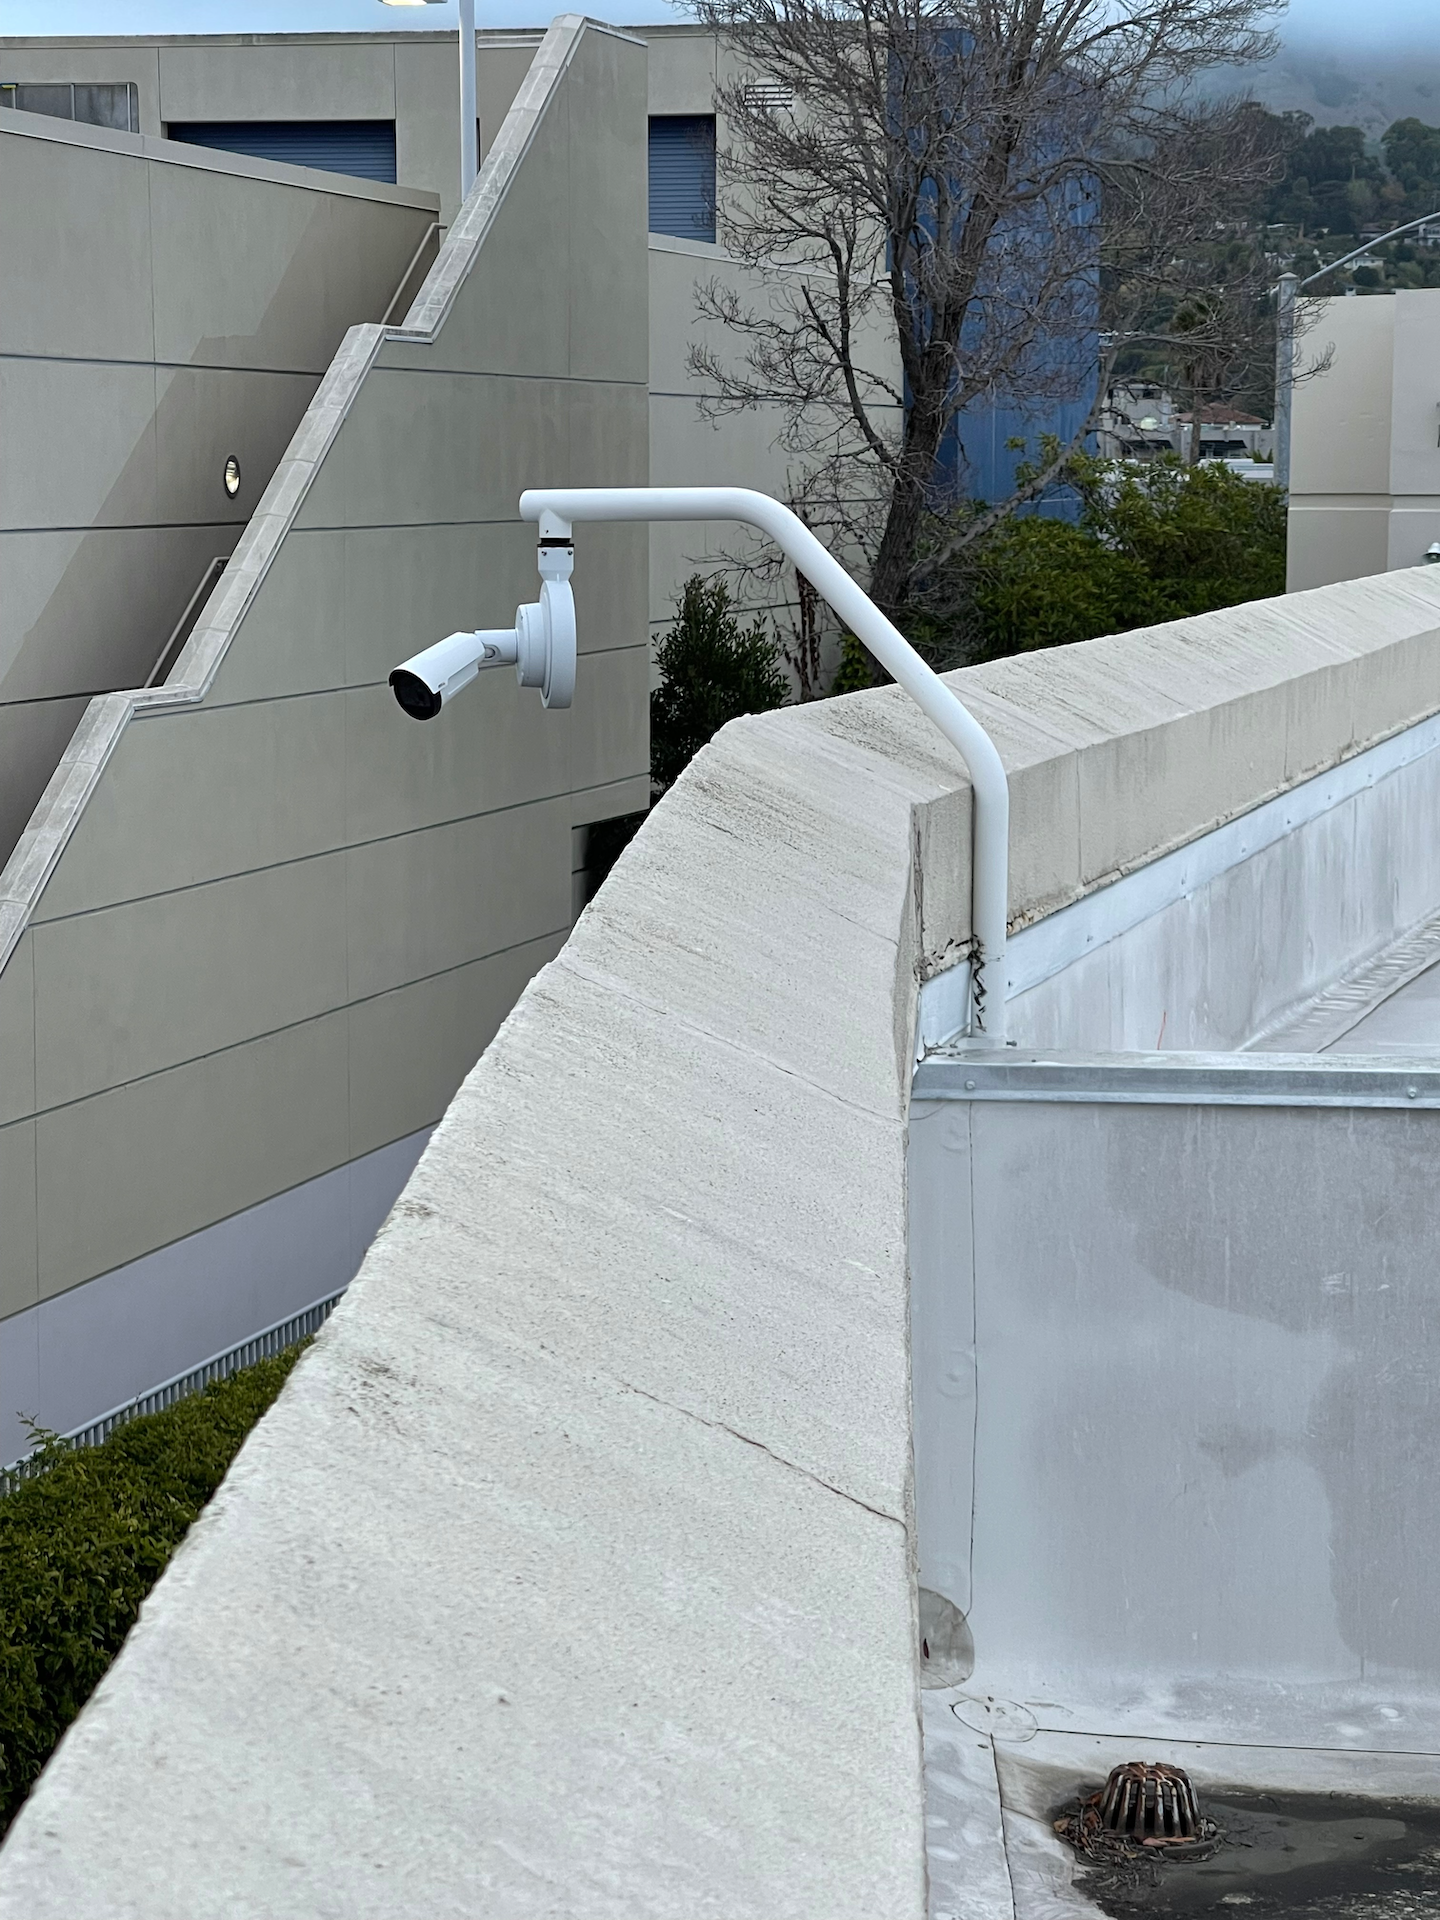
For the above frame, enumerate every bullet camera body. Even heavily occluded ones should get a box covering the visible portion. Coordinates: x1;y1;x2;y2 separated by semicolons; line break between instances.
389;543;576;719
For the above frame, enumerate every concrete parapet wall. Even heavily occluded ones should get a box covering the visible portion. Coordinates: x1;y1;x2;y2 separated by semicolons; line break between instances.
4;558;1440;1902
0;16;649;1460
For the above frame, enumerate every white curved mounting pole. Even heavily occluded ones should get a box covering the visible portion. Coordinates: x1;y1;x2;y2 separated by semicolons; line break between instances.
520;485;1010;1038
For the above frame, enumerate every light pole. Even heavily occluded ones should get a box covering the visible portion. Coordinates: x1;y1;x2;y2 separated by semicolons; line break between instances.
1274;210;1440;491
379;0;478;204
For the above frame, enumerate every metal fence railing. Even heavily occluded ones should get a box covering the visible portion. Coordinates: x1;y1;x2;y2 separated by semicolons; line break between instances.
1;1291;345;1493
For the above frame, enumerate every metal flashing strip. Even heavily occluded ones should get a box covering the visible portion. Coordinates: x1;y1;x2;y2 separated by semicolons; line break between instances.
1251;905;1440;1052
917;708;1440;1050
913;1048;1440;1108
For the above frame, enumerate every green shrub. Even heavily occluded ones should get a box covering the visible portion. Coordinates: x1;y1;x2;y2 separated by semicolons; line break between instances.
970;516;1164;657
1087;455;1287;619
967;455;1287;662
0;1345;305;1831
650;574;789;796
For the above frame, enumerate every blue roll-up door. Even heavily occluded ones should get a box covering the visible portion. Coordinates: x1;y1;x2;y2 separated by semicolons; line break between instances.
648;116;716;243
166;121;398;185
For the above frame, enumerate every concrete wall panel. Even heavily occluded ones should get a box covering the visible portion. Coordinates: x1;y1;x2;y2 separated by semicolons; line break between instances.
344;797;572;1004
157;41;396;124
346;930;565;1157
341;678;570;847
0;522;230;700
1287;502;1391;591
394;37;540;229
295;367;570;530
147;160;435;372
1291;294;1393;498
183;525;348;704
642;22;718;111
0;106;438;868
1388;291;1440;497
33;696;350;920
379;187;574;380
0;116;156;360
151;366;321;525
0;1120;38;1324
393;36;464;230
34;1011;352;1301
568;643;651;796
33;853;350;1111
570;522;651;655
1387;504;1440;570
1287;291;1440;592
0;700;92;877
0;358;161;533
565;33;650;387
0;933;34;1130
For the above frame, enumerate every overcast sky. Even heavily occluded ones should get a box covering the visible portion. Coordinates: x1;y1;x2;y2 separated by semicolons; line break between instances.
0;0;1433;47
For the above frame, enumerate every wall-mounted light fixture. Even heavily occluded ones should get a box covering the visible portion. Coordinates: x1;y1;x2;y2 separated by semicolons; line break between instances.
223;455;241;499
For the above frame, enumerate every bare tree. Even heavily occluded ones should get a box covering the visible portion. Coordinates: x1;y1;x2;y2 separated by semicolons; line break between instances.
689;0;1288;656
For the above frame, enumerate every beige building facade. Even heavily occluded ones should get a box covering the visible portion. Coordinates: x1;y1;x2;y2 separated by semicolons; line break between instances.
1;22;898;649
1288;289;1440;591
0;14;900;1456
0;105;439;864
0;16;650;1460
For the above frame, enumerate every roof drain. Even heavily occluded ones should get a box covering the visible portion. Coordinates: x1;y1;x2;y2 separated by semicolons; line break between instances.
1056;1762;1219;1858
1100;1763;1203;1844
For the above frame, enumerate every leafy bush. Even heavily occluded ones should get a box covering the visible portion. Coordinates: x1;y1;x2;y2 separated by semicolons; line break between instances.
0;1345;305;1831
968;456;1286;661
968;517;1162;657
650;574;789;796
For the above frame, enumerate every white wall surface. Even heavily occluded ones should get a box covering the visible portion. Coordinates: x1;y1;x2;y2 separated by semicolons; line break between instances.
1289;289;1440;588
911;1085;1440;1712
987;711;1440;1053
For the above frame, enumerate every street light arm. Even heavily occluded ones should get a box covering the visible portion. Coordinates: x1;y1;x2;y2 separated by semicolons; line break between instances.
1299;209;1440;288
519;485;1010;1037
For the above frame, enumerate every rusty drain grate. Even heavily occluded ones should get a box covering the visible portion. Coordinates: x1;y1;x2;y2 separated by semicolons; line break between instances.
1100;1763;1203;1843
1056;1762;1219;1859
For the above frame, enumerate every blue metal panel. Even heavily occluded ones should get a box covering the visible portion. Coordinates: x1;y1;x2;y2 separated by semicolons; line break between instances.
166;121;398;185
648;115;716;243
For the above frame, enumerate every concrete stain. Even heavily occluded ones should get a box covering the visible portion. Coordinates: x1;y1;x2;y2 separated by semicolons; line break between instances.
1059;1788;1440;1920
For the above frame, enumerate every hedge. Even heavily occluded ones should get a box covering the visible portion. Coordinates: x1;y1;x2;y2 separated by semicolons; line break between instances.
0;1343;305;1832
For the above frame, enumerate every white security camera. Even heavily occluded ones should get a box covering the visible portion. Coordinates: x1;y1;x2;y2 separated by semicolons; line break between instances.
389;629;516;720
390;540;576;719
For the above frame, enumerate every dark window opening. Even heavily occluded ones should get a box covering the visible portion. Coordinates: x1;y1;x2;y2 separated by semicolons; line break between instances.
572;812;647;917
648;115;716;243
1;81;139;133
164;120;398;186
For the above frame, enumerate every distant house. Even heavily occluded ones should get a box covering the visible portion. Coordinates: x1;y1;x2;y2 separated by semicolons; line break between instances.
1098;382;1274;463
